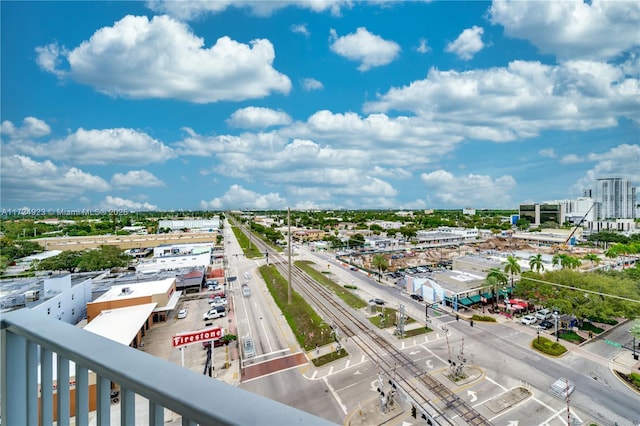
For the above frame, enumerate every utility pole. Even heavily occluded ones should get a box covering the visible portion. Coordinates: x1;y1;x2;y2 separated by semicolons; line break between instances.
248;213;252;251
288;207;292;305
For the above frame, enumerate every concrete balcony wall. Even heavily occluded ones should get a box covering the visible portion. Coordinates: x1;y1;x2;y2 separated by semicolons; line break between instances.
1;308;333;425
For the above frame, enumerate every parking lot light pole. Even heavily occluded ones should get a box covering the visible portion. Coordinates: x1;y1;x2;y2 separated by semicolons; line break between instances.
537;329;540;344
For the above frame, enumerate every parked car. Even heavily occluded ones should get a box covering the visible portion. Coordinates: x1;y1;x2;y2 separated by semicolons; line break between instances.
203;309;226;320
521;315;537;325
209;296;228;307
410;294;424;302
535;309;552;321
177;309;188;319
207;284;221;291
537;320;554;330
369;298;385;305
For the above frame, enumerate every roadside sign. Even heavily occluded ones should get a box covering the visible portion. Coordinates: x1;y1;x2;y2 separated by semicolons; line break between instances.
604;339;622;348
172;327;223;348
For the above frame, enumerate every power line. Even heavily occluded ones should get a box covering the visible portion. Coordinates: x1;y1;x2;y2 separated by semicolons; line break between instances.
520;276;640;304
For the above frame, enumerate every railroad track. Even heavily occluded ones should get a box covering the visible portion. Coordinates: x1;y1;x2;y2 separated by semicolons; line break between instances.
238;224;491;425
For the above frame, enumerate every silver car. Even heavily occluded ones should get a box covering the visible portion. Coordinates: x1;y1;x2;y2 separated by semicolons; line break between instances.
242;284;251;297
243;337;255;358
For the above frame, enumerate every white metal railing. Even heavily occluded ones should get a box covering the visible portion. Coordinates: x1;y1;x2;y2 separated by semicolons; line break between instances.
1;308;333;425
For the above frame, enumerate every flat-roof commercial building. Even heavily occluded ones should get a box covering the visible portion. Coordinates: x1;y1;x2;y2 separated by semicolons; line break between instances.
86;278;179;324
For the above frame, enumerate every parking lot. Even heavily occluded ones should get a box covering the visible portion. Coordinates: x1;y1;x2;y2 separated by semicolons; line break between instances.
140;291;238;381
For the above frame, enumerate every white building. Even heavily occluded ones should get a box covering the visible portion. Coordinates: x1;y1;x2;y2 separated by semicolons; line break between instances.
136;252;212;273
546;197;596;224
15;250;62;268
158;217;221;232
437;227;479;241
153;243;213;258
368;220;403;230
28;274;93;324
595;178;637;219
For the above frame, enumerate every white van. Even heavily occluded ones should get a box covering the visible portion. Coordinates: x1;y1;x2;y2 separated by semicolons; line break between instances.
535;308;552;320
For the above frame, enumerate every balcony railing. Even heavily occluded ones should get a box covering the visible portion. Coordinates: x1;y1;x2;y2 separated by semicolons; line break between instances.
1;308;333;425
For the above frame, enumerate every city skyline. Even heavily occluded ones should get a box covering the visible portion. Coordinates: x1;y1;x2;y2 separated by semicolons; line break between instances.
1;1;639;212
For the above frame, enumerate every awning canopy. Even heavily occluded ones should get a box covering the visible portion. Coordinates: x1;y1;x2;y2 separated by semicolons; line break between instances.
458;297;474;306
468;294;482;303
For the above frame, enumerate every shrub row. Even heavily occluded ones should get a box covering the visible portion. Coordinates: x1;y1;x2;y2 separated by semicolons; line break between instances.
532;336;567;356
471;315;496;322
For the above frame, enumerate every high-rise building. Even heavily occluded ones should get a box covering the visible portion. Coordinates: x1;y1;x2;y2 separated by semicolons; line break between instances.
595;178;636;219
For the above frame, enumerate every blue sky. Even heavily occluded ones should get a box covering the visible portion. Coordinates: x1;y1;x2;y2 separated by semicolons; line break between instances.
1;0;639;212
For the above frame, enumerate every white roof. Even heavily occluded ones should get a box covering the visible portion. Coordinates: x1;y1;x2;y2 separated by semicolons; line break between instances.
84;303;157;346
93;278;175;302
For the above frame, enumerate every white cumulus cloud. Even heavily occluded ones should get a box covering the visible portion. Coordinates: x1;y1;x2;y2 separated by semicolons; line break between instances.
3;120;175;166
1;117;51;139
146;0;351;20
490;0;640;61
227;107;292;129
416;38;431;54
35;15;291;103
330;27;401;71
200;184;286;210
420;169;516;208
301;78;324;91
111;170;165;187
1;155;110;202
445;26;485;60
100;196;158;211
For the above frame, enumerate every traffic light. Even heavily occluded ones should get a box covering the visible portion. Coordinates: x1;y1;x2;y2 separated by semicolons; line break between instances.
411;406;417;418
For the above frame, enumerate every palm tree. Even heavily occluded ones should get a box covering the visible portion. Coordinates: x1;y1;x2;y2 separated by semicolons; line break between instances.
371;254;388;282
503;255;521;291
566;255;582;270
583;253;600;269
553;253;581;270
528;253;544;273
486;267;508;309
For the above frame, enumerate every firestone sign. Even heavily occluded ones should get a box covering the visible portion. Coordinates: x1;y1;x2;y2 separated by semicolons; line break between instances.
172;327;223;348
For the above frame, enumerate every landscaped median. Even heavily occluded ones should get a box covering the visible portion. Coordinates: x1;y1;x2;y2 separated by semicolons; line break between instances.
531;336;568;356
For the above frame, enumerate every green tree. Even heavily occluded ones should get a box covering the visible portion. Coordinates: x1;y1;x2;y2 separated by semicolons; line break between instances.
583;253;600;268
516;218;530;230
503;255;521;288
398;226;417;241
486;267;508;308
553;253;581;270
76;246;132;272
371;254;388;282
35;251;82;272
0;238;43;262
528;253;545;273
348;233;365;248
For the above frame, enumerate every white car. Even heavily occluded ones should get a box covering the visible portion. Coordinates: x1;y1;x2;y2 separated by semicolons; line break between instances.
535;309;552;320
242;284;251;298
203;309;226;320
521;315;537;325
177;309;188;319
209;297;228;307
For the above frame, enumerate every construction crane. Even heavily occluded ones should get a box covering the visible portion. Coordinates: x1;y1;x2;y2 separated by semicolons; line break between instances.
553;202;596;252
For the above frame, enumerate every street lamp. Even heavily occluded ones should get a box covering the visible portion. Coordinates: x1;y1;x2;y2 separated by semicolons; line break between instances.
537;328;540;344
